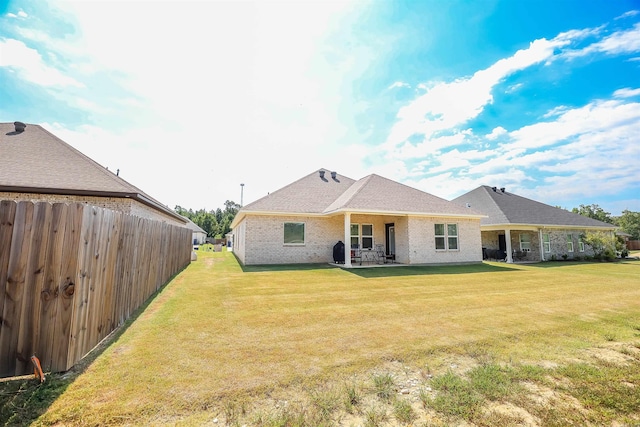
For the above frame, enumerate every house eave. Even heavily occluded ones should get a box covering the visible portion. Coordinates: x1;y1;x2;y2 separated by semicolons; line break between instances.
481;223;617;231
325;207;485;219
0;185;186;224
230;208;485;229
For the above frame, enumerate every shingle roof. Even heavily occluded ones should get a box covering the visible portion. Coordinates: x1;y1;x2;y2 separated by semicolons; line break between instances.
324;174;480;216
233;169;484;227
0;122;184;223
452;186;615;229
184;218;206;233
241;169;357;214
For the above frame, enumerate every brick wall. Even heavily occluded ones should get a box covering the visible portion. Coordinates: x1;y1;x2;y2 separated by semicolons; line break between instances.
0;192;183;226
407;217;482;264
481;228;602;261
237;214;482;266
243;215;343;265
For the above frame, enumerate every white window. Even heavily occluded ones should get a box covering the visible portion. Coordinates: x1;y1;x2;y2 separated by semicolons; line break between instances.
543;233;550;252
283;222;305;245
579;239;585;252
435;223;458;251
567;234;574;252
361;224;373;249
350;223;359;248
519;233;531;252
350;223;374;249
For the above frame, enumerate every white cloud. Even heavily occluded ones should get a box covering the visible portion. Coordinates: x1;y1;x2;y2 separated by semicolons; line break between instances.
614;87;640;98
564;22;640;58
486;126;507;140
388;81;410;89
505;99;640;151
615;10;639;20
0;38;84;87
26;1;378;209
5;9;27;18
384;37;568;149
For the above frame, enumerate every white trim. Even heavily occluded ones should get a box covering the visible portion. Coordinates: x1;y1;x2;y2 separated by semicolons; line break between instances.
481;223;615;231
283;221;305;245
435;222;459;251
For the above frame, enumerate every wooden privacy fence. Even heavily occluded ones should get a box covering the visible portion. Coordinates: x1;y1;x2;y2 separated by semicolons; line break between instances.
627;240;640;250
0;200;192;377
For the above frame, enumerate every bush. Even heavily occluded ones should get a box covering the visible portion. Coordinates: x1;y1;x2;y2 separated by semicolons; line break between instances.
581;231;618;261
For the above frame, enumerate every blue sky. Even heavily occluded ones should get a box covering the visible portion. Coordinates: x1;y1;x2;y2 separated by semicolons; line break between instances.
1;0;639;215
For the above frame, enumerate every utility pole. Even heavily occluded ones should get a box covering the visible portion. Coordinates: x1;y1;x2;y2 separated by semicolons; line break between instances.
240;183;244;207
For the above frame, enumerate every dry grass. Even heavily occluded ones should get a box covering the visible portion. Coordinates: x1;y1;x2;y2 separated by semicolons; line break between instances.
5;251;638;426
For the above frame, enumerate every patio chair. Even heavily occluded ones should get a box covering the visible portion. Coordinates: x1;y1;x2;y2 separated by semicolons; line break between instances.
351;245;362;265
375;244;387;264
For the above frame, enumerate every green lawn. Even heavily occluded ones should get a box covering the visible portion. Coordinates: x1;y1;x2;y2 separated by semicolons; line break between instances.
2;251;639;426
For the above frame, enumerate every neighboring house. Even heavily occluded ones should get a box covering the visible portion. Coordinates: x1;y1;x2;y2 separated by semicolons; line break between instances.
0;122;185;226
452;186;617;263
185;218;207;245
230;169;484;266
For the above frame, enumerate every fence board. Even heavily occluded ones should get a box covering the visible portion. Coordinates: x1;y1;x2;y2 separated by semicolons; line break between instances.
0;201;191;377
0;202;33;376
627;240;640;250
52;203;83;372
15;202;52;374
37;203;66;371
0;201;17;356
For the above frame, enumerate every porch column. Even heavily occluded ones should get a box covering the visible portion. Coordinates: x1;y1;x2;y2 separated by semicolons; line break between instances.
344;212;352;268
505;228;513;263
539;229;545;261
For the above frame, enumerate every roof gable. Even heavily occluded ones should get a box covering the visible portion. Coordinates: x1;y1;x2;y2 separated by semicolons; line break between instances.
325;174;480;216
236;170;483;223
241;169;357;214
453;186;615;228
1;123;140;194
0;122;183;222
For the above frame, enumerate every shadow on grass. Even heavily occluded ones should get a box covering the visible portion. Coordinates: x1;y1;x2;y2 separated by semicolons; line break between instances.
343;262;520;278
0;266;188;426
524;259;639;268
241;263;340;273
239;261;522;276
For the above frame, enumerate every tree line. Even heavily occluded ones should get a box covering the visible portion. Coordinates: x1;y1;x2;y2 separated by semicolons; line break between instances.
571;204;640;240
175;200;241;238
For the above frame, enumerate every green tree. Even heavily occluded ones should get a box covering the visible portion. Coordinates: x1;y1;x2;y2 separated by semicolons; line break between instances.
174;201;241;238
615;210;640;240
572;204;614;224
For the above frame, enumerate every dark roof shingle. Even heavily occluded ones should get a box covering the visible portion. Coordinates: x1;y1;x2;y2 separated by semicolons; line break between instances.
0;122;183;222
452;186;615;229
236;169;484;223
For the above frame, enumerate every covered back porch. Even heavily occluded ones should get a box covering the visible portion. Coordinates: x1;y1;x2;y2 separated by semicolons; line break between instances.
481;226;543;263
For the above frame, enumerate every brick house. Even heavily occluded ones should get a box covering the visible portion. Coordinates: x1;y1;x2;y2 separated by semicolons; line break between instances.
0;122;185;226
452;186;617;263
230;169;484;267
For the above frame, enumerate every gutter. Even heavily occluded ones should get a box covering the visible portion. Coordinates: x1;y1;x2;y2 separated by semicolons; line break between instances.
0;185;186;224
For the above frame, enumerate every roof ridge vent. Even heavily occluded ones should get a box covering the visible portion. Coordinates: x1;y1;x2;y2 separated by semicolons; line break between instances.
14;121;26;133
500;187;505;193
492;186;497;192
319;170;325;179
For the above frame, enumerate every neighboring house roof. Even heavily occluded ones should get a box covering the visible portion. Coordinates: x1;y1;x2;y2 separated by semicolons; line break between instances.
232;169;484;228
452;186;616;229
0;122;185;223
184;217;206;234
